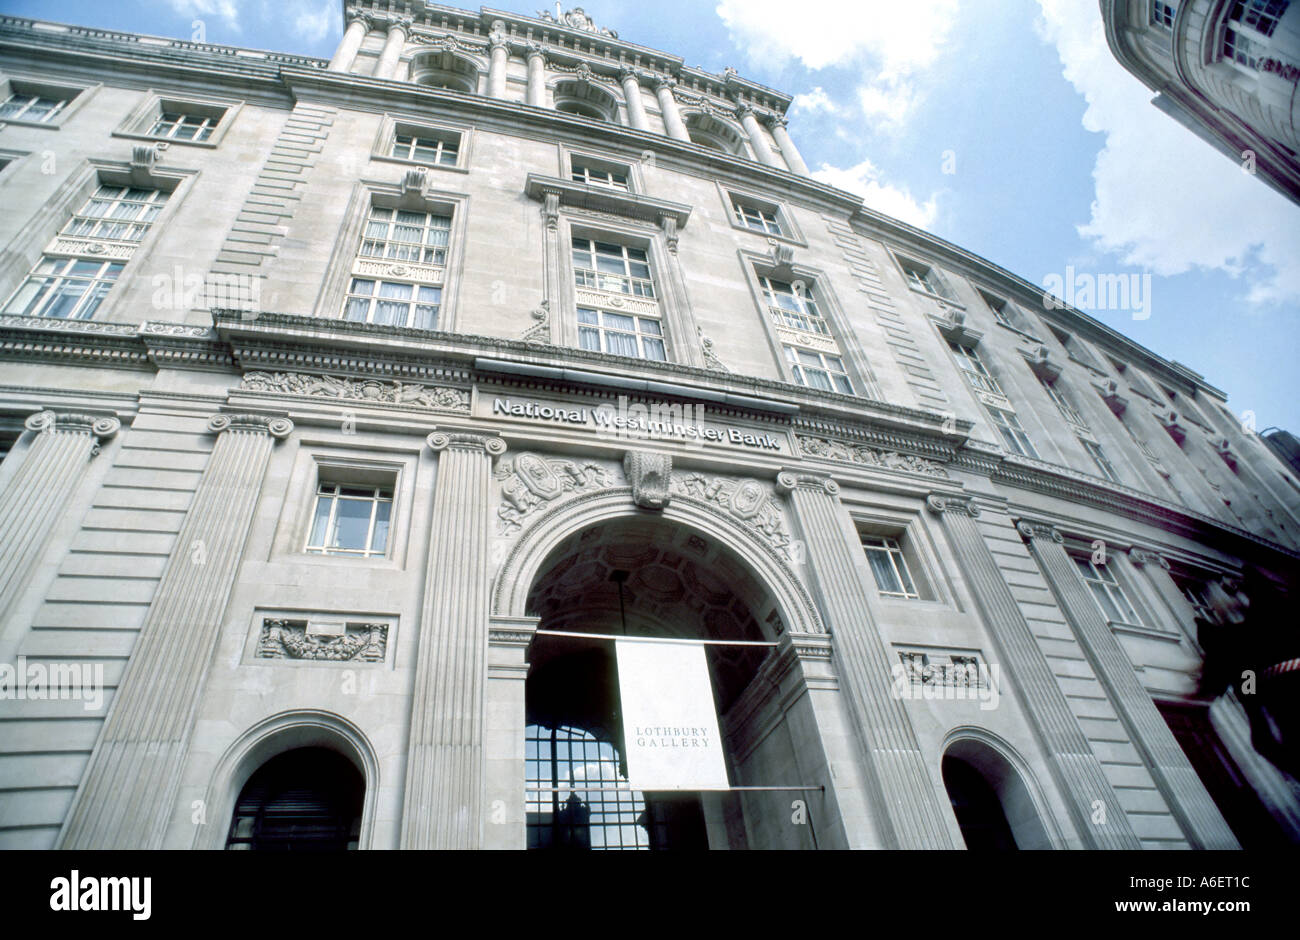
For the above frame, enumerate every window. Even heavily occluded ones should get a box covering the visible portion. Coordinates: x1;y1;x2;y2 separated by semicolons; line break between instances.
1074;556;1143;625
785;346;853;394
1223;25;1267;68
305;482;392;557
979;290;1018;329
1171;573;1219;624
344;280;440;330
571;238;655;298
148;111;218;142
359;206;450;266
1151;1;1178;29
577;307;665;360
987;405;1039;458
862;535;920;599
899;257;954;300
1040;377;1090;430
1080;437;1121;483
571;160;629;191
1;184;168;321
761;276;828;336
0;92;68;124
1048;325;1104;372
733;198;782;236
949;341;1003;395
392;132;459;167
1229;0;1289;37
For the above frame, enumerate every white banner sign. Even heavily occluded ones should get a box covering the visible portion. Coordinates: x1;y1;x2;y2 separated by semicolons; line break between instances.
615;639;730;791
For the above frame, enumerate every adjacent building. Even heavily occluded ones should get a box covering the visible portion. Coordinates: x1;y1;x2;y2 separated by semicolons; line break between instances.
0;2;1297;851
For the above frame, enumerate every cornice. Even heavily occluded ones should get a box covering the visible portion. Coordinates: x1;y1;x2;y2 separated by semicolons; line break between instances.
524;173;692;227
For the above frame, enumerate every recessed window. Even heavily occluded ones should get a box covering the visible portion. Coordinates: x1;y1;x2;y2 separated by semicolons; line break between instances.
1080;437;1121;483
392;132;460;167
577;307;665;361
360;207;450;265
785;346;853;394
1228;0;1289;37
733;198;783;236
761;276;828;336
306;481;393;557
987;405;1039;458
572;238;655;298
2;258;123;321
1171;572;1219;624
899;257;954;300
948;341;1003;395
1039;376;1090;430
63;186;169;243
978;290;1023;330
571;160;629;190
0;91;69;124
1151;1;1178;29
1074;556;1144;626
344;279;440;330
862;535;920;599
148;111;218;142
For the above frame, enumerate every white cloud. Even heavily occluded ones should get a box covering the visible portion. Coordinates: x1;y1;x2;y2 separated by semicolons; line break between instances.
791;86;839;116
291;1;334;44
813;160;939;230
1035;0;1300;305
165;0;241;32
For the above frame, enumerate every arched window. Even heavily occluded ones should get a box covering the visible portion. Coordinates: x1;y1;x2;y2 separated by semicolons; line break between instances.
684;114;745;155
552;80;620;123
941;738;1053;850
409;50;479;93
225;747;364;851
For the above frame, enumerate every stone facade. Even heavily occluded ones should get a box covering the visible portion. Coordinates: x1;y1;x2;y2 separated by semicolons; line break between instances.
1101;0;1300;204
0;2;1297;850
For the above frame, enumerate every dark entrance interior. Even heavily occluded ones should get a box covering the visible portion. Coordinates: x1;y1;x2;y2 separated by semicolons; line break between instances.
225;747;363;851
942;753;1020;850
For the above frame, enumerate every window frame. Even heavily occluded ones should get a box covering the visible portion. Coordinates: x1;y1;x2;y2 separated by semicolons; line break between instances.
112;91;240;149
861;534;921;600
1080;437;1121;483
718;183;806;244
0;76;91;130
1073;554;1145;628
985;403;1040;458
370;115;472;174
305;480;395;558
1150;0;1178;30
576;305;667;361
895;253;958;302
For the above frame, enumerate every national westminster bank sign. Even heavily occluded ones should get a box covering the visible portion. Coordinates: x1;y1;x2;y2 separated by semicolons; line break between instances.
482;394;788;453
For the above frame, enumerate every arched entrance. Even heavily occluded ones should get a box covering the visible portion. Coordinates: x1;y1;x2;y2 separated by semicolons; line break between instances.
510;502;831;850
225;747;364;851
941;736;1053;850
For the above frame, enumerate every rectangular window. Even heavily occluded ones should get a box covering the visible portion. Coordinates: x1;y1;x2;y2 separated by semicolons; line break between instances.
1171;573;1219;624
0;92;68;124
1040;377;1090;429
1151;1;1178;29
733;199;783;236
1223;25;1267;67
987;405;1039;458
148;111;218;142
571;161;629;190
862;535;920;599
572;238;655;298
785;346;853;394
948;341;1003;395
1075;556;1144;625
2;257;123;320
979;290;1018;329
62;186;169;244
392;132;460;166
577;307;665;361
1229;0;1289;37
899;257;954;300
360;207;451;266
305;482;393;557
1080;437;1121;483
344;279;441;330
761;275;829;336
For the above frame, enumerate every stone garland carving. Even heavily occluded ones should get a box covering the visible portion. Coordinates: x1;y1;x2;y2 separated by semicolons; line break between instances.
496;452;614;533
897;650;988;689
408;32;487;55
0;314;139;335
672;472;792;559
522;301;550;344
257;619;388;662
800;435;950;479
240;371;470;413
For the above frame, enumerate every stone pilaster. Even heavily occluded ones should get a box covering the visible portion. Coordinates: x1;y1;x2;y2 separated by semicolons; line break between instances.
620;68;649;131
767;116;810;176
526;44;547;107
328;11;369;72
1019;519;1239;848
487;24;510;100
58;413;293;848
737;105;782;169
374;17;410;79
400;430;507;849
926;496;1141;848
0;411;119;626
776;471;954;848
655;78;690;141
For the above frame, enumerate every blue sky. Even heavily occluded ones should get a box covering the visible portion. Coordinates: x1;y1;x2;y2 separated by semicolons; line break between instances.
7;0;1298;431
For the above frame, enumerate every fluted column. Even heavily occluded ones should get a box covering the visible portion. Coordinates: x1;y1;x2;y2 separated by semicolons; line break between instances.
0;411;119;627
926;496;1141;848
656;77;689;141
400;431;507;849
1020;520;1239;848
374;17;410;80
328;11;369;72
768;116;810;176
525;44;547;107
738;105;782;169
620;68;649;130
776;471;954;848
58;414;293;848
487;28;510;100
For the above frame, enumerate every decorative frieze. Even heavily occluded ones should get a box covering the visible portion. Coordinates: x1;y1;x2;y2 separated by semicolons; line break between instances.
895;647;991;691
800;435;950;478
257;619;388;662
677;473;792;559
495;451;613;533
240;371;470;413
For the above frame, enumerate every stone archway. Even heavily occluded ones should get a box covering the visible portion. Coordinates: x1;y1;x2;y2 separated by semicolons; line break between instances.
940;728;1059;850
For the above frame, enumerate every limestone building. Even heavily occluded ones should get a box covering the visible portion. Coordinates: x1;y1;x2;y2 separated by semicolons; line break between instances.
0;2;1297;851
1102;0;1300;204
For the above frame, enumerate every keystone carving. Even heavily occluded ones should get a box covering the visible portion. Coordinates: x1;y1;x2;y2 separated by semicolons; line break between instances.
624;450;672;510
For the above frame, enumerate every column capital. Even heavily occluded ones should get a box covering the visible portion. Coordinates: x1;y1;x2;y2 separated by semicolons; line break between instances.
344;8;374;29
207;413;293;440
775;469;838;496
1128;546;1172;570
427;430;507;457
26;410;120;441
1016;519;1064;544
764;113;790;129
734;102;758;119
654;75;678;92
925;493;980;518
526;41;548;60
